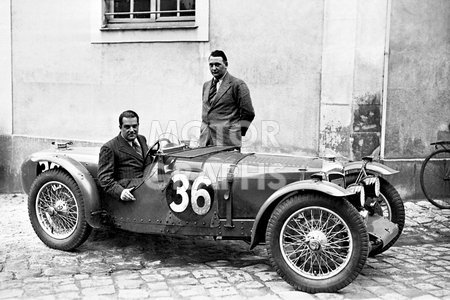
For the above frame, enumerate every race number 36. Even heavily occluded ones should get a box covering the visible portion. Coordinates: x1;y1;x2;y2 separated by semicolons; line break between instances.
169;173;212;215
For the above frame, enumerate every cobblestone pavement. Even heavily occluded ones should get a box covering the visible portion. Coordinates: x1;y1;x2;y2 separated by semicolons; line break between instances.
0;194;449;300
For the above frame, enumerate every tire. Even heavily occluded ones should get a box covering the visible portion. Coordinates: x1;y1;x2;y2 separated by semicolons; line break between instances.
28;169;92;251
420;149;450;209
266;194;369;293
346;175;405;256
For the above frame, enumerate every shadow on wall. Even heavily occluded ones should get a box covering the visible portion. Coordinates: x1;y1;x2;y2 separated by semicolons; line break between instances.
352;93;381;160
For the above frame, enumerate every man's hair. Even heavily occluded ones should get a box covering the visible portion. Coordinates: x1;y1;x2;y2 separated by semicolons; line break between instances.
209;50;228;65
119;110;139;127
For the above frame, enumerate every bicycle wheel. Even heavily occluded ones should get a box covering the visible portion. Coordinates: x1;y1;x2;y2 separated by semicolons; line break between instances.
420;149;450;209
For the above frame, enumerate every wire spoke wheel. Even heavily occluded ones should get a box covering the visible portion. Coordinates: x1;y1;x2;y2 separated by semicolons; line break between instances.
281;207;352;279
420;149;450;209
266;194;368;293
28;169;92;250
36;181;79;239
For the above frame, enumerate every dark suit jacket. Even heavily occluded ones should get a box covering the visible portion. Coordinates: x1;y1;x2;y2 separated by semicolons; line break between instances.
199;72;255;147
98;134;149;200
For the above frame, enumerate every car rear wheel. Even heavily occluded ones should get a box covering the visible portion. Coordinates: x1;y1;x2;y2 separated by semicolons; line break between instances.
28;169;92;250
266;193;369;293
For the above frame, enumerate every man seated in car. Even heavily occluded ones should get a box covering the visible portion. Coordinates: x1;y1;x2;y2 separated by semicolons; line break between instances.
97;110;150;201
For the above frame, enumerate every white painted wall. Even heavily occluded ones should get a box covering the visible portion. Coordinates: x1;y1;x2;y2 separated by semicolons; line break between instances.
320;0;388;159
7;0;390;159
0;1;12;135
320;0;358;159
11;0;325;156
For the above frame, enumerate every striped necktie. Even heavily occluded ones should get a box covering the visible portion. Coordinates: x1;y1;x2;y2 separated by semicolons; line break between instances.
132;140;142;157
208;78;217;103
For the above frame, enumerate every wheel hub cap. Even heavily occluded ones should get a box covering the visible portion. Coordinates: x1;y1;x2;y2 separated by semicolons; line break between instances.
306;230;327;251
54;200;68;214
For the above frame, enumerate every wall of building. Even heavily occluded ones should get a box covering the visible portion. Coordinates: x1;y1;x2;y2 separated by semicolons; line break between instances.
386;0;450;158
1;0;447;199
210;1;324;155
383;0;450;197
320;0;387;161
11;1;325;153
5;0;325;192
0;1;12;192
0;1;11;136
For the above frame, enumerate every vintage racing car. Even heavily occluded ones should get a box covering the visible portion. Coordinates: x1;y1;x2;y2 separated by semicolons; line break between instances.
20;138;405;293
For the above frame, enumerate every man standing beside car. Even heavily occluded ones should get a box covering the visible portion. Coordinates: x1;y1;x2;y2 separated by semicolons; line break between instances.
98;110;149;201
199;50;255;149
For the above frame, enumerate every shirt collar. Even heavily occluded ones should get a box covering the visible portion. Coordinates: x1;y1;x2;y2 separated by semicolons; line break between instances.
215;71;227;83
119;133;139;147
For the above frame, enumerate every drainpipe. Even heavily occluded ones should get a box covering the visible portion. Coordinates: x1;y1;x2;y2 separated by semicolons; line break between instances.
380;0;392;160
9;0;14;135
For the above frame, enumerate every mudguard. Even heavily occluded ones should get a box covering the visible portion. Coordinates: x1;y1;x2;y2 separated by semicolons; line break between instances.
249;179;353;249
344;161;399;176
21;153;102;228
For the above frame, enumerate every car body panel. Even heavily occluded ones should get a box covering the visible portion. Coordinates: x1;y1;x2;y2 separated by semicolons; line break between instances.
20;144;397;242
344;161;399;176
21;149;102;228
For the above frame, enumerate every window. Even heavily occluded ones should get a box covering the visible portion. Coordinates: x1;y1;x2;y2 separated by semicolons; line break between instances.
90;0;208;43
103;0;196;29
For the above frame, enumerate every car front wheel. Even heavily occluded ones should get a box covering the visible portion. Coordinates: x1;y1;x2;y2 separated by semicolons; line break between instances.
28;169;92;251
266;193;369;293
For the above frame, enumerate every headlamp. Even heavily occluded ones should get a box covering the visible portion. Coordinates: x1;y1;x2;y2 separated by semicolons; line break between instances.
362;176;380;197
346;183;365;206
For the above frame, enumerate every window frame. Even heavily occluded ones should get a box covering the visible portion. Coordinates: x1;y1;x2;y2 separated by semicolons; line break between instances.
102;0;196;30
90;0;209;43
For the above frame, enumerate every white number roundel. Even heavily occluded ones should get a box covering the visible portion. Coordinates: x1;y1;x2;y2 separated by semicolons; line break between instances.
169;173;212;215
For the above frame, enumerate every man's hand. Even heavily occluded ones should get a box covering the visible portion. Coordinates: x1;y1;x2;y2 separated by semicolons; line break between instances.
120;187;136;201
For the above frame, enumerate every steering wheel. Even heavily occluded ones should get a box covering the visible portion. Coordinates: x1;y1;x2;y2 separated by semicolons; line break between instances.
145;138;172;162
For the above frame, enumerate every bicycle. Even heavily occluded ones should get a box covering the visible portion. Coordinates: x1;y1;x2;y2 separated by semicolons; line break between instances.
420;141;450;209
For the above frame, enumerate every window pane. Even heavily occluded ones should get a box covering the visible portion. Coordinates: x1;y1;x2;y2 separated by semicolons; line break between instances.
114;0;130;18
159;0;177;17
180;0;195;17
134;0;151;18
